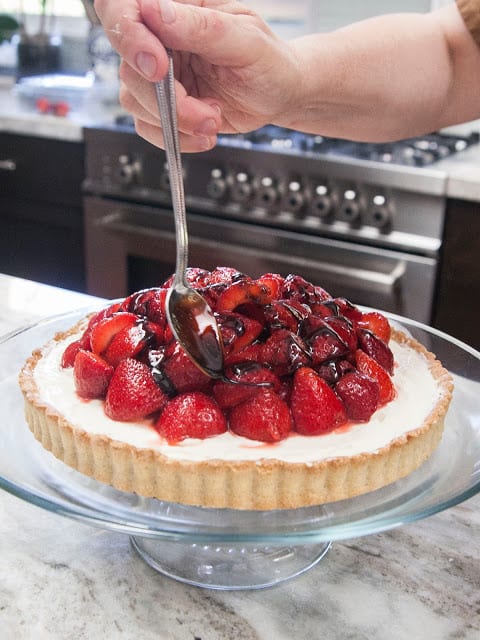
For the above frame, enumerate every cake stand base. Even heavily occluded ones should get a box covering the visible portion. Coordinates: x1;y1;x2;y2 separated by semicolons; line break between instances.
130;536;332;590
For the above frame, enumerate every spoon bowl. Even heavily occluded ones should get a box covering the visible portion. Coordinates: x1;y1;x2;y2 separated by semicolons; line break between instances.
166;285;224;378
155;52;225;379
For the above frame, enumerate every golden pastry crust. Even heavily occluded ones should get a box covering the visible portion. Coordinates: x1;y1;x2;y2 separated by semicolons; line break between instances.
19;325;453;510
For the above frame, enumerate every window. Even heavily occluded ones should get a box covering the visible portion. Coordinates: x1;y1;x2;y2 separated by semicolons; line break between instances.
2;1;86;18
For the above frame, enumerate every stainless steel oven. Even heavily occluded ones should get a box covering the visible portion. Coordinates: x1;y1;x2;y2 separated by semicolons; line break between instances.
83;125;477;324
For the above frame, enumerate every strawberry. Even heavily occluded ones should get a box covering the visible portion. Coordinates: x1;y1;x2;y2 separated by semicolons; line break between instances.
264;300;310;333
335;371;380;422
162;343;212;393
155;392;227;443
122;288;168;326
61;339;82;368
224;342;264;366
90;312;138;355
217;312;263;355
333;297;363;323
105;358;168;421
356;349;395;405
255;272;284;299
291;367;347;434
281;274;330;305
229;389;293;442
73;350;114;399
261;329;311;376
357;328;394;375
305;318;349;365
357;311;391;344
212;364;280;409
216;279;274;313
103;323;148;367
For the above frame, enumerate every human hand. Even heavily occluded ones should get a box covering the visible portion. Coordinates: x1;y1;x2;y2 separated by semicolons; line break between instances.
94;0;300;151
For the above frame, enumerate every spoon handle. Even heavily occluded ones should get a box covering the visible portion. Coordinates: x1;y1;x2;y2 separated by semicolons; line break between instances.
155;51;188;287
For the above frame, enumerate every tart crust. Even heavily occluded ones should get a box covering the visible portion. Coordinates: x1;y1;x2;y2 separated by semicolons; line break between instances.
19;325;453;510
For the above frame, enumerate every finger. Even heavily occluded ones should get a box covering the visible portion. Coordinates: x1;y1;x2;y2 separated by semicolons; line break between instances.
120;61;222;136
140;0;270;66
94;0;169;80
135;118;217;153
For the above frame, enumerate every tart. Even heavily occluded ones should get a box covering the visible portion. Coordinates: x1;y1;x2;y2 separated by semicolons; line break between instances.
19;269;453;510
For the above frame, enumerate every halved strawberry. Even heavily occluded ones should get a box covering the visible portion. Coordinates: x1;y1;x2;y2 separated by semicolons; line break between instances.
103;323;148;367
229;389;293;442
224;342;264;367
357;311;391;344
212;364;280;409
61;340;82;368
216;279;274;313
281;274;330;305
357;328;394;374
291;367;347;434
105;358;168;421
122;288;168;326
155;392;227;443
90;312;138;355
261;329;311;376
335;371;380;422
73;350;114;399
255;273;284;299
356;349;395;405
217;312;263;355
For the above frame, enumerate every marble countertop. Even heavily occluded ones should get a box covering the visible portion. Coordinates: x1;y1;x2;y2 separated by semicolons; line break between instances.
0;273;479;640
1;82;479;202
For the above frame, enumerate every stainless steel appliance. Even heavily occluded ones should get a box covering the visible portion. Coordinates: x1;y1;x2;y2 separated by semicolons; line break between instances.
83;124;478;324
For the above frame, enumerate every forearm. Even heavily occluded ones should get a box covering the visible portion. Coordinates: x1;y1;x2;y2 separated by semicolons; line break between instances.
280;4;480;141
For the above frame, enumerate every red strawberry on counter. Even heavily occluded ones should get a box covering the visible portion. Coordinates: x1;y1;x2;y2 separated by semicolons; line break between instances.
155;392;227;443
291;367;347;434
229;389;293;442
73;350;114;399
105;358;168;421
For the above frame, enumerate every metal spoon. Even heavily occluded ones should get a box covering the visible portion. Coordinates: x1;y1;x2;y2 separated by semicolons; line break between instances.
154;51;225;378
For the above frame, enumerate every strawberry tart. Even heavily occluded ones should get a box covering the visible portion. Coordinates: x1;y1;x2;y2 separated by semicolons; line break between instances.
19;268;453;510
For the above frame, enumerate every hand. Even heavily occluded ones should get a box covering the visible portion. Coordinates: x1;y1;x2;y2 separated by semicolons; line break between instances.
94;0;301;151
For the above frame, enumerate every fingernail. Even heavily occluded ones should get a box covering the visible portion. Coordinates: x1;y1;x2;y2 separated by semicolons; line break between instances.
199;136;215;151
136;51;157;78
194;118;218;136
158;0;176;23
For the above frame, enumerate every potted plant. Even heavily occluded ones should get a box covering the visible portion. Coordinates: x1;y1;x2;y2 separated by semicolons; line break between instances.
0;13;20;43
16;0;61;77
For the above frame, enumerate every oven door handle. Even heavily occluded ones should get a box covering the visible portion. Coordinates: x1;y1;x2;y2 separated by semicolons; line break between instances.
97;212;406;293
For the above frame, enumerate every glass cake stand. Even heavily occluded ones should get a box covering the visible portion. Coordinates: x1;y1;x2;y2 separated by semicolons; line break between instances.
0;309;479;590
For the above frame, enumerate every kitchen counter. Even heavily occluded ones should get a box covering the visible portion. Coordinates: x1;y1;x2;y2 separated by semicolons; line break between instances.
0;274;479;640
1;82;480;202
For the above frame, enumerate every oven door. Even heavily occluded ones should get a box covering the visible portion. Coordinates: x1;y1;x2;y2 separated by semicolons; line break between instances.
84;196;437;323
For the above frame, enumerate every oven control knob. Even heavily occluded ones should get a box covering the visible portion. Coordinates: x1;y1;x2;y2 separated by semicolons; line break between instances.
368;194;393;229
206;168;228;200
339;189;363;223
311;184;333;219
255;176;279;208
284;180;306;214
116;154;141;186
231;171;253;203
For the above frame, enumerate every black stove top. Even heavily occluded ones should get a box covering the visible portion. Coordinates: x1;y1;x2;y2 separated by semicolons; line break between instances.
113;116;478;168
217;125;479;168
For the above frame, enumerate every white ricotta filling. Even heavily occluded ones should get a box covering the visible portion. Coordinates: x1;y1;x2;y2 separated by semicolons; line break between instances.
33;333;443;463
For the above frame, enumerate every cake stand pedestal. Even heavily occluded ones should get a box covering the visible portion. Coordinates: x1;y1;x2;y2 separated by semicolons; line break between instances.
130;537;331;590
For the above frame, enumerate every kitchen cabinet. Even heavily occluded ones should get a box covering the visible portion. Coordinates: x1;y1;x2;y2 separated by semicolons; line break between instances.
433;198;480;351
0;132;86;292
